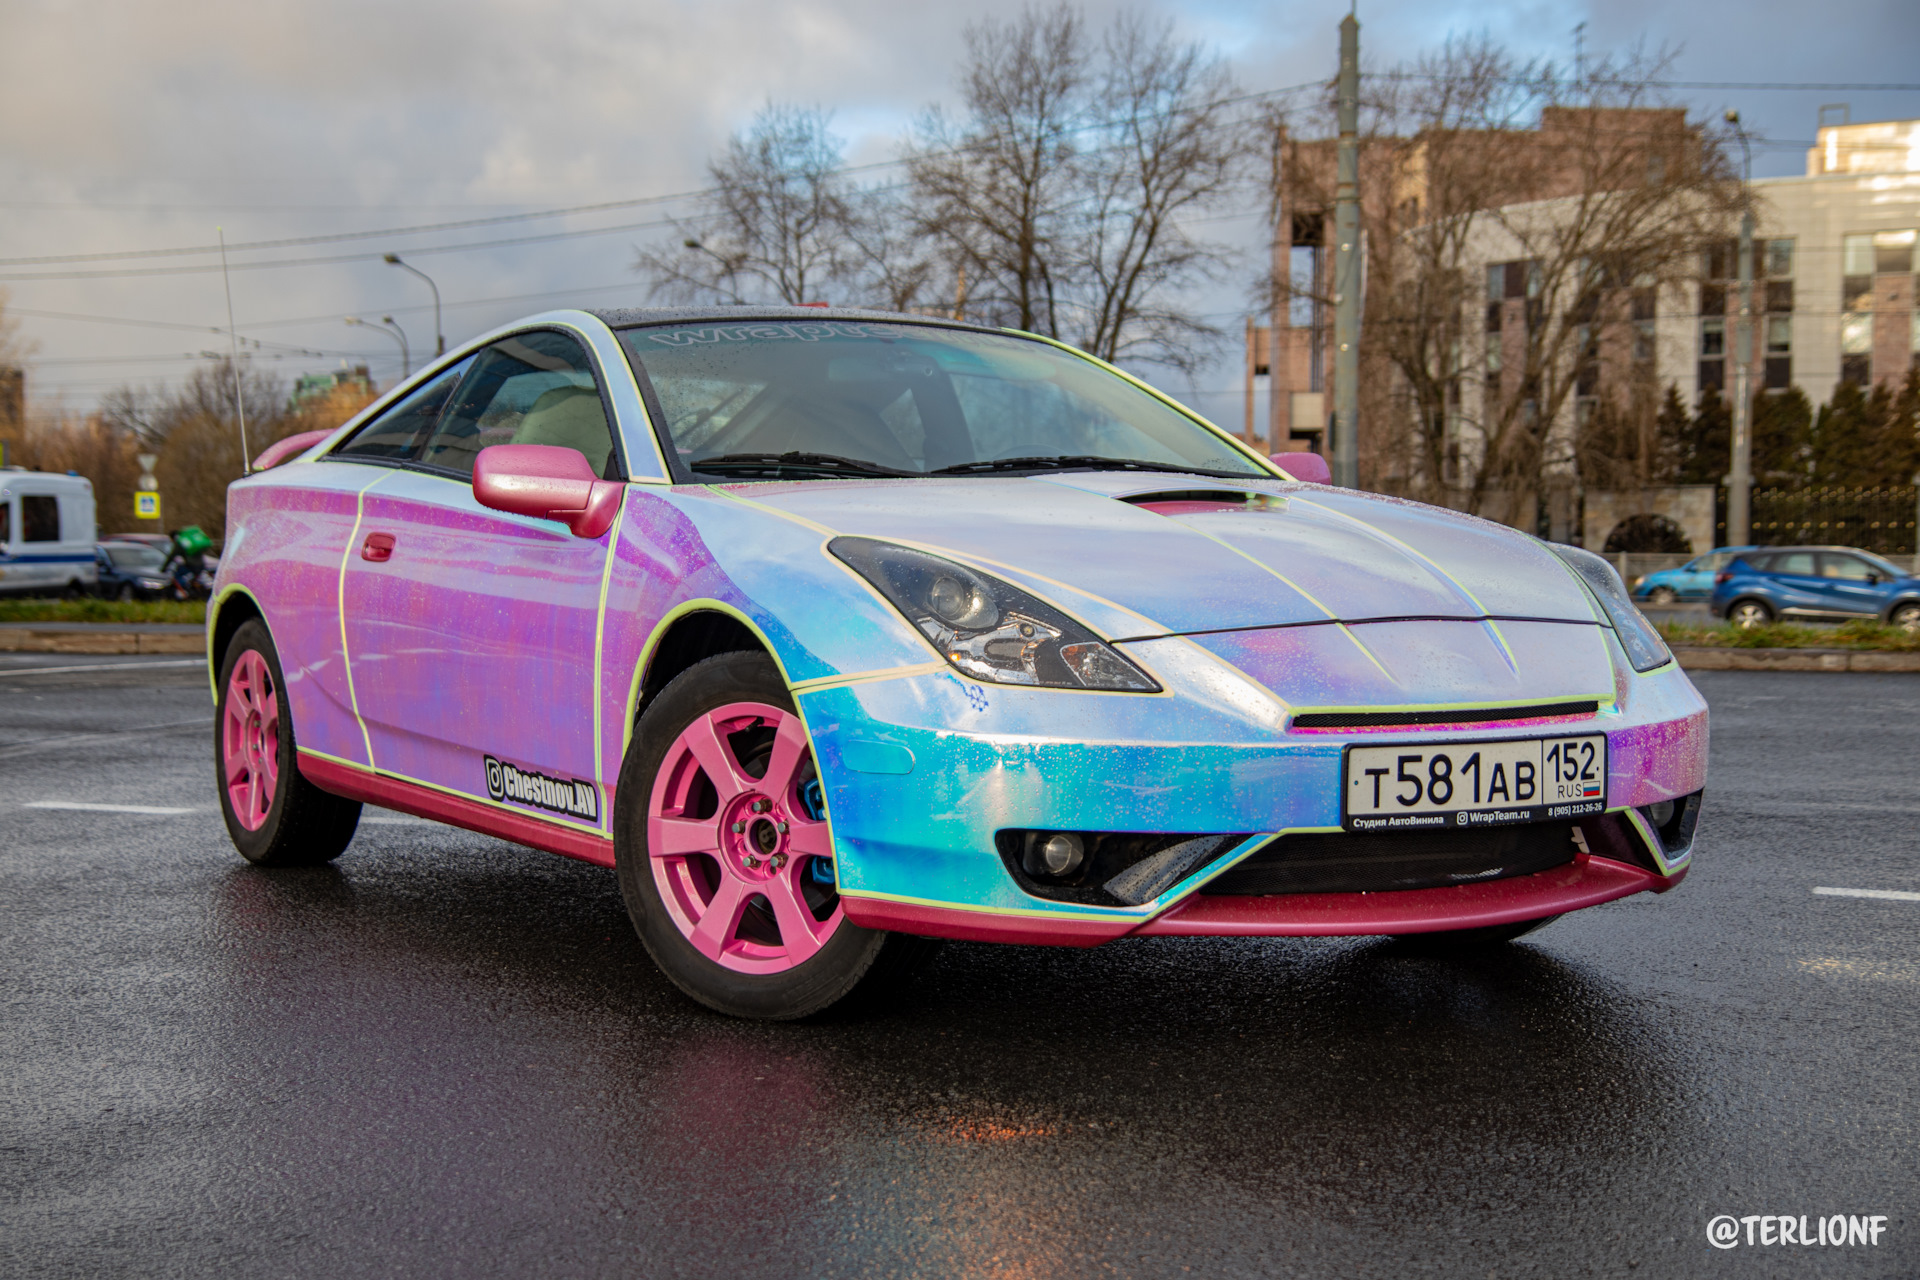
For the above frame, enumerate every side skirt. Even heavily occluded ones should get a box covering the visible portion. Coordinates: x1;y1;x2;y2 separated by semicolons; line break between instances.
299;751;615;868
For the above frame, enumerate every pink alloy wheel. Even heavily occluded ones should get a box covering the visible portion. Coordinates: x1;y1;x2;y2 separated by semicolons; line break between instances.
648;701;841;974
222;650;280;831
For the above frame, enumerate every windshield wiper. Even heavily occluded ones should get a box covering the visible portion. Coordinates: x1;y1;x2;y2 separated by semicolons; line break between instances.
929;455;1224;477
690;452;916;479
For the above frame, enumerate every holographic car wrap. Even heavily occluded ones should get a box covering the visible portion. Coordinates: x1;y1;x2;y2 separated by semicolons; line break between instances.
211;307;1708;947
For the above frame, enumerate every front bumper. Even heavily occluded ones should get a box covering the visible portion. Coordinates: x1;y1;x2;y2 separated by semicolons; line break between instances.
798;646;1709;945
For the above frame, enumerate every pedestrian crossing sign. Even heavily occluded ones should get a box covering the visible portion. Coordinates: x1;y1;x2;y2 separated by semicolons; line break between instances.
135;491;161;520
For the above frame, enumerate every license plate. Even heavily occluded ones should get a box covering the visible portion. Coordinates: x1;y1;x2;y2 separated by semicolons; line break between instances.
1343;734;1607;831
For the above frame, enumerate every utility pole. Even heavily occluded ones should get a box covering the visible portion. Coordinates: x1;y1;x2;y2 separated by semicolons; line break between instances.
1726;111;1754;547
1330;11;1362;488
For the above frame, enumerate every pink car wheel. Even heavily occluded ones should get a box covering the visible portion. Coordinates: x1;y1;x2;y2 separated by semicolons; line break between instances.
647;701;842;974
613;650;936;1019
214;619;362;866
222;649;280;831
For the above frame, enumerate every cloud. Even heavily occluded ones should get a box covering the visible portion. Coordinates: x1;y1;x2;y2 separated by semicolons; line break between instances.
0;0;1914;411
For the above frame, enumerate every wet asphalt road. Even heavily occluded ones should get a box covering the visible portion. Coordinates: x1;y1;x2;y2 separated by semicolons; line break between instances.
2;655;1916;1279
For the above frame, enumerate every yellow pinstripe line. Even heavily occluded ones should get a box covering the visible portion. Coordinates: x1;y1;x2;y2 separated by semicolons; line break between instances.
589;494;631;833
788;662;949;693
1289;494;1520;673
338;470;391;768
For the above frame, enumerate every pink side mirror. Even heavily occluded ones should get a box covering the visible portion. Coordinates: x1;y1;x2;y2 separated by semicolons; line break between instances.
1270;451;1332;485
473;444;623;539
252;429;332;471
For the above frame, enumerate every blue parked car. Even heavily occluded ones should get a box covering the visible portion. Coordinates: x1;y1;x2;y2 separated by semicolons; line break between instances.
92;540;173;601
1632;547;1757;603
1709;546;1920;630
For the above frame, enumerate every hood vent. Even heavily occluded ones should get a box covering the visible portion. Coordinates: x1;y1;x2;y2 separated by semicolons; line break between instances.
1120;489;1284;514
1291;699;1600;730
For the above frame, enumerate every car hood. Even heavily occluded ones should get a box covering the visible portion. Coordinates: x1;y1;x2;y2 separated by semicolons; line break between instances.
728;472;1599;637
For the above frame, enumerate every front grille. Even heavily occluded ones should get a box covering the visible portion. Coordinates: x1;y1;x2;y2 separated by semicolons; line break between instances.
1203;822;1579;895
1290;700;1599;729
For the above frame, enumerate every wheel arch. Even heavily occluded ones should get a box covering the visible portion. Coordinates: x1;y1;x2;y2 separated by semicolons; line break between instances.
621;601;785;753
207;584;267;699
1881;594;1920;624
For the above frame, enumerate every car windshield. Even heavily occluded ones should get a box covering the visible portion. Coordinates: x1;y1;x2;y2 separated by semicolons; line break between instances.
615;320;1268;480
104;544;165;569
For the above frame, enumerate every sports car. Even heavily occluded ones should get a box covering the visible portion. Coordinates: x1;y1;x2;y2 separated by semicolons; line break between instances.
211;307;1708;1018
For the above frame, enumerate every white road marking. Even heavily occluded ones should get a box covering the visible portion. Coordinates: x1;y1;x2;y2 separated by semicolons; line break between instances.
1814;886;1920;902
0;719;213;761
0;659;204;677
24;801;197;815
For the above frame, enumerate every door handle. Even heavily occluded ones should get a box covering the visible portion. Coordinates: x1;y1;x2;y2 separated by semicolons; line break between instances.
361;532;396;562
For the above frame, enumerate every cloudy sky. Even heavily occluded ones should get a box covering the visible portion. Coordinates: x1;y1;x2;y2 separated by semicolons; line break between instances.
2;0;1916;427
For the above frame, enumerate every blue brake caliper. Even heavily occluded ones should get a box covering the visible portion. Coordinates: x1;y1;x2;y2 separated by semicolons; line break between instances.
799;777;834;885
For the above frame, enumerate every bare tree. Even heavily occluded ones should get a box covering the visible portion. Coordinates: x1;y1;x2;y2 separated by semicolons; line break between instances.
1073;14;1248;371
1272;39;1738;526
908;4;1088;334
908;5;1250;370
639;105;857;306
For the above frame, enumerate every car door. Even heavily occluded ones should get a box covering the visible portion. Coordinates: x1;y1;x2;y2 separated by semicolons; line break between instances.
1762;550;1824;614
341;329;624;827
1818;552;1888;616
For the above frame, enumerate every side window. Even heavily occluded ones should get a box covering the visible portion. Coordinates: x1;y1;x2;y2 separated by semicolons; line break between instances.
418;331;615;479
332;358;473;462
1770;551;1817;576
21;494;59;543
1820;553;1875;580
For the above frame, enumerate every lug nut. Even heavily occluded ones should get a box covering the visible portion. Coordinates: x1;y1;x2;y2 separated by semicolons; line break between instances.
744;855;760;869
771;853;788;869
750;799;769;813
776;821;789;833
732;821;746;833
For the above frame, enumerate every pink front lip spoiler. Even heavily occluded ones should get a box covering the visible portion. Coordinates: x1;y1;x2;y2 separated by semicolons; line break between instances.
843;855;1683;947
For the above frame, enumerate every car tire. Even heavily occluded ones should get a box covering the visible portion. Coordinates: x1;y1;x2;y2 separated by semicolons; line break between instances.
613;649;937;1019
215;619;362;866
1727;598;1773;629
115;583;135;602
1889;602;1920;633
1392;914;1561;952
1647;586;1678;605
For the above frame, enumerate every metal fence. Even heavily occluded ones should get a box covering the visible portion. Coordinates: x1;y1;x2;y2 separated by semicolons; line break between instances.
1720;487;1920;556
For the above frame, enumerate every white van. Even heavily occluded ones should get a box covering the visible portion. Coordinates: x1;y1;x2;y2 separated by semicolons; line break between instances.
0;468;98;596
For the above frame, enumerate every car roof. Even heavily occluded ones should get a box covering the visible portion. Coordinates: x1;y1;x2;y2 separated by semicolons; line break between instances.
586;305;1005;337
1740;545;1885;554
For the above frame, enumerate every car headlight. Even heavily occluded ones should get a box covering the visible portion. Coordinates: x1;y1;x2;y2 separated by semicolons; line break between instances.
1548;543;1672;673
829;537;1159;691
138;577;169;589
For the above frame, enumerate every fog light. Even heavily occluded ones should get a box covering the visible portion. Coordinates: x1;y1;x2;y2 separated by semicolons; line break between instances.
1642;800;1676;828
1032;832;1084;877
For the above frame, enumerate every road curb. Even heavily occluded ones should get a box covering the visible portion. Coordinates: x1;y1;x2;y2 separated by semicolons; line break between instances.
1671;646;1920;672
0;626;204;655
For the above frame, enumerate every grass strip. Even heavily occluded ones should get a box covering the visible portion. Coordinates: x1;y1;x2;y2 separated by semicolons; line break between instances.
1658;618;1920;652
0;599;207;625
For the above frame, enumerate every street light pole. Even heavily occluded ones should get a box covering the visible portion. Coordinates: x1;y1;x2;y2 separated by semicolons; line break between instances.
1725;111;1754;548
346;315;410;378
1330;12;1362;488
383;253;444;357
